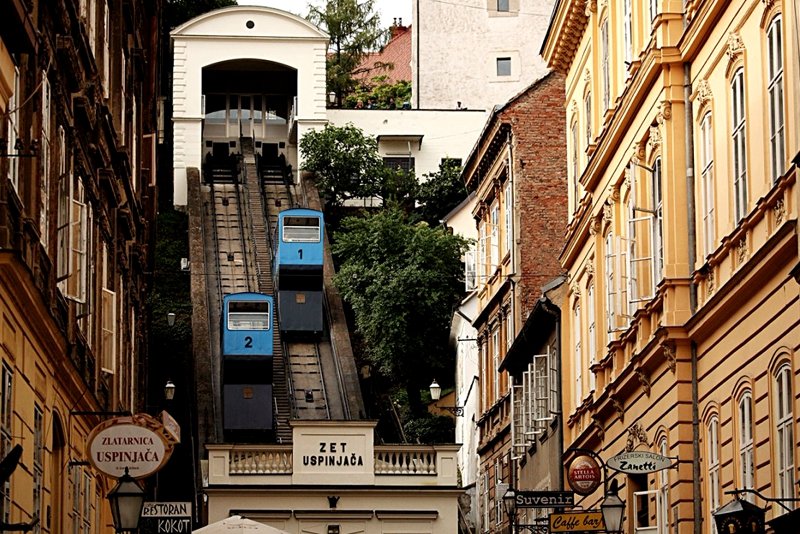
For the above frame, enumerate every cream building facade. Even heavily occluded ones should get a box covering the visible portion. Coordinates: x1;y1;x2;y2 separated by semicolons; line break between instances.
411;0;555;110
543;0;799;532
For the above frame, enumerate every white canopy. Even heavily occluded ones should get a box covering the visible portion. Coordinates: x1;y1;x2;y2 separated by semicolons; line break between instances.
193;516;290;534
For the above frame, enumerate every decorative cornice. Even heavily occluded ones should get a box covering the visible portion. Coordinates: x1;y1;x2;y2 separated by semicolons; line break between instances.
726;31;745;61
585;0;596;17
695;79;712;107
774;198;785;226
611;396;624;422
661;342;676;373
656;101;671;125
603;202;613;225
636;368;651;396
625;422;649;452
647;125;662;151
736;237;748;265
706;269;715;295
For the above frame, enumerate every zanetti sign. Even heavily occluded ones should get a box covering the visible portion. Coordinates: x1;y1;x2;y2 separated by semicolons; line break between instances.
86;414;174;479
607;451;672;474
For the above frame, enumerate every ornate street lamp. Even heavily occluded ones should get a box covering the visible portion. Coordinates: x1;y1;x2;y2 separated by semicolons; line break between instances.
164;380;176;401
601;479;625;534
107;468;145;532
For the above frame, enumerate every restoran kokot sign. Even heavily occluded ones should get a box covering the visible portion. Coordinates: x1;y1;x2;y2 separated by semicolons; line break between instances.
87;413;176;479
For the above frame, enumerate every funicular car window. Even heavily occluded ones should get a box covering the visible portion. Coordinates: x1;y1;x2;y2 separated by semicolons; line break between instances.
228;300;270;330
283;216;321;242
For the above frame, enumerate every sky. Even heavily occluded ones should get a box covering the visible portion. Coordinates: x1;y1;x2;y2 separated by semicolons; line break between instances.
242;1;413;29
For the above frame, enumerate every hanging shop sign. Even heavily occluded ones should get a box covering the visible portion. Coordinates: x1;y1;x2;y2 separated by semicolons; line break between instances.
566;454;602;496
87;413;175;479
515;490;575;508
549;511;605;533
607;451;673;474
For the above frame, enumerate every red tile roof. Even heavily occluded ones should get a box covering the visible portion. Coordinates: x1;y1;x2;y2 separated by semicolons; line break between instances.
354;24;411;85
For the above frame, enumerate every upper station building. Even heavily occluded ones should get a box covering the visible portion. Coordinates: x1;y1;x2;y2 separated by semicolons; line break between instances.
170;5;488;209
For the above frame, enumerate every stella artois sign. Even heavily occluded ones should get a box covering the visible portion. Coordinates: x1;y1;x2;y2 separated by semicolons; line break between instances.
87;413;176;479
566;454;602;496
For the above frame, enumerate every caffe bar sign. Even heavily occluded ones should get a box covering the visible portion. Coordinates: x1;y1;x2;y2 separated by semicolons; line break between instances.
87;414;175;479
607;451;673;474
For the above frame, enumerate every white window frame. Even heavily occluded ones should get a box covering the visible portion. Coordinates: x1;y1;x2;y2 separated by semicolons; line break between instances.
6;67;20;192
700;112;715;258
587;283;596;392
56;170;72;283
490;202;499;269
504;181;513;255
506;311;513;350
40;71;51;247
605;233;616;335
633;488;662;533
707;416;720;518
601;19;610;112
464;246;477;291
532;349;553;433
731;68;748;222
627;164;656;306
623;0;633;67
652;158;664;281
478;221;487;281
738;392;755;501
101;287;116;374
497;0;509;12
775;364;795;505
585;92;592;146
496;57;511;77
492;328;500;400
767;15;785;183
573;304;582;408
571;120;579;206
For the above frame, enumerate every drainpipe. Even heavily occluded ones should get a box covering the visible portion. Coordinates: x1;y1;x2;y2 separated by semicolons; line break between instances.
684;62;702;534
507;131;517;325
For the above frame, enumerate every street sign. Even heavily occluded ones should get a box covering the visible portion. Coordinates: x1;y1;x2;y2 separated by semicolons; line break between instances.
549;511;605;533
607;451;673;474
515;490;575;508
140;502;192;534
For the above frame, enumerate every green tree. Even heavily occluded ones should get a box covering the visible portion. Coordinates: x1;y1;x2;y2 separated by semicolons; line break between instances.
307;0;388;105
299;123;385;209
345;77;412;109
332;208;469;416
416;158;468;226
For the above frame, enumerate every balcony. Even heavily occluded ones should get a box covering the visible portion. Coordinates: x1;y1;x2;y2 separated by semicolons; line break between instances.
205;442;459;488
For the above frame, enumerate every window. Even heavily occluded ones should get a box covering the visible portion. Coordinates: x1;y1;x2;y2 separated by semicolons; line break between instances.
731;68;747;222
587;283;596;392
464;245;477;291
601;19;610;112
33;405;43;534
650;0;658;23
0;365;11;525
494;459;503;525
513;346;556;452
496;57;511;77
623;0;632;66
605;233;616;335
775;364;794;505
41;72;51;247
6;67;20;192
490;202;499;269
573;304;582;407
700;112;715;257
497;0;509;11
584;92;592;146
478;221;487;282
101;286;116;373
571;120;579;206
382;157;415;174
767;16;785;183
481;470;490;531
658;438;670;532
738;392;754;501
504;181;513;255
505;311;513;350
652;158;664;280
707;416;720;518
492;328;500;400
57;175;89;302
102;2;110;98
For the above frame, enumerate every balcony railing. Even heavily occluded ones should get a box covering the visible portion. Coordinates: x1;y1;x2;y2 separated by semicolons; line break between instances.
206;443;459;487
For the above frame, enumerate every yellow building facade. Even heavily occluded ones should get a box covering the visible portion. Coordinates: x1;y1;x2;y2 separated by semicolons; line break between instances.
544;0;798;531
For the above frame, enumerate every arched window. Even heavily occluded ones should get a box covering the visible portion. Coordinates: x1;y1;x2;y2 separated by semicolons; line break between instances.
731;67;748;222
738;391;755;499
573;302;583;408
774;364;795;504
601;19;610;112
766;15;785;183
706;415;720;517
699;112;715;257
584;92;592;146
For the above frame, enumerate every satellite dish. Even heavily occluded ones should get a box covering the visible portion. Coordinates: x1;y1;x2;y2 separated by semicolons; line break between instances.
0;445;23;484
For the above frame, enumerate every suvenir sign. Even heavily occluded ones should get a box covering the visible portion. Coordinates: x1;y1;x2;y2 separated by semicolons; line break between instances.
87;414;173;479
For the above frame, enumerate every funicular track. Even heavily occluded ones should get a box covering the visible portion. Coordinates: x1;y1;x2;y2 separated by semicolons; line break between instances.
201;138;353;445
258;158;337;423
